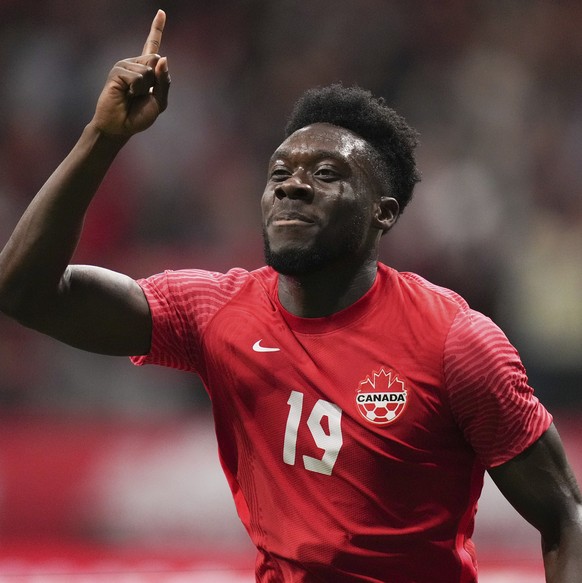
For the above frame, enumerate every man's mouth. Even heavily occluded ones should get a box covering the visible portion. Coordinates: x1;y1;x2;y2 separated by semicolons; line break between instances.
270;212;316;226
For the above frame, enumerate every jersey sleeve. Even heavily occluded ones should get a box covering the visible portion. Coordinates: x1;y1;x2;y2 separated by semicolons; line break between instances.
130;268;250;373
444;308;552;468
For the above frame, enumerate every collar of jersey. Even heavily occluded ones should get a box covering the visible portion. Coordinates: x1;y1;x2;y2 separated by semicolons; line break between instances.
273;263;392;334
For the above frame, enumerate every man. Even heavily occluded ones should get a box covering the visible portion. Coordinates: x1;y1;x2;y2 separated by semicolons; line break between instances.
0;10;581;583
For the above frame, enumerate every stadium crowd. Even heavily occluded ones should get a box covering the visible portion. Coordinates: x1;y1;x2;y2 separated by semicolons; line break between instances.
0;0;580;415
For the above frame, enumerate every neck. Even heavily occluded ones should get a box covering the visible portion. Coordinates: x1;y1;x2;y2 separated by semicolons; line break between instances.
277;256;378;318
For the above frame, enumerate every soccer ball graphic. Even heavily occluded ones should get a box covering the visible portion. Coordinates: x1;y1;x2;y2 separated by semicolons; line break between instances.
356;369;408;426
361;401;397;423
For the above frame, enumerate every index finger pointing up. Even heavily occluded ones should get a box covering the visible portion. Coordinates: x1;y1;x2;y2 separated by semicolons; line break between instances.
142;9;166;56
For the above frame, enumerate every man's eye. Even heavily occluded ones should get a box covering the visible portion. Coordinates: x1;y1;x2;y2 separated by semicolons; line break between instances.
270;169;291;181
315;168;339;180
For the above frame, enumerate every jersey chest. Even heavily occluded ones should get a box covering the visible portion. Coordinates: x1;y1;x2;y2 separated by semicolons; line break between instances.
201;297;468;478
198;293;479;567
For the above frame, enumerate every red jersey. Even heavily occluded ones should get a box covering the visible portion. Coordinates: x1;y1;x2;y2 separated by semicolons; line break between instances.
131;263;551;582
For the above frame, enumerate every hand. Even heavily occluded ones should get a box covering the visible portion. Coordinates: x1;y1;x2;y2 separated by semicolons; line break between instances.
90;10;171;138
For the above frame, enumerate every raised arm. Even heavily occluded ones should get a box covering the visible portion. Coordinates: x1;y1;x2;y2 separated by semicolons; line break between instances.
0;10;171;356
488;423;582;582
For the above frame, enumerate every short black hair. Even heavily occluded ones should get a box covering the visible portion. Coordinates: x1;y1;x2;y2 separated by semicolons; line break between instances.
285;83;421;213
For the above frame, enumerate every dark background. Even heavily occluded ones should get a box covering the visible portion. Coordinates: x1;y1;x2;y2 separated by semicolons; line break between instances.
0;0;580;577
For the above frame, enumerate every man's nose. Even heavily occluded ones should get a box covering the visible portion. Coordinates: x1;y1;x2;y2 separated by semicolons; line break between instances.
274;174;314;200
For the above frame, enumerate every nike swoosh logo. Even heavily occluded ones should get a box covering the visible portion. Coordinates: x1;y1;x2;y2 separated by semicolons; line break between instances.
252;340;281;353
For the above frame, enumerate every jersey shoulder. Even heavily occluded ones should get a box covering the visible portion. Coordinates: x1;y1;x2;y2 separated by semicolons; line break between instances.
397;270;470;312
386;268;471;332
394;268;499;351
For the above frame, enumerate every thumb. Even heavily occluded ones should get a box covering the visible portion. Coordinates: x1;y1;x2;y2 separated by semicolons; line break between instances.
152;57;171;112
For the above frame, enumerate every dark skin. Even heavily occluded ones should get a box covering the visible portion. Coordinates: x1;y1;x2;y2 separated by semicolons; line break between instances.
0;11;169;355
0;11;581;581
262;123;400;317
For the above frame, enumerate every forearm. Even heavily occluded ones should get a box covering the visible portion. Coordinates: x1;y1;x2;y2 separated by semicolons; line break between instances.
543;515;582;583
0;123;127;320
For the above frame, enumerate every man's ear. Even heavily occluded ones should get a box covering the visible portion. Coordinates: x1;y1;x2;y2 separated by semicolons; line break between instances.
373;196;400;234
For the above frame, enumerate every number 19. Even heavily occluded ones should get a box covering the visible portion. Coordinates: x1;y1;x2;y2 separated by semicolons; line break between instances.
283;390;343;476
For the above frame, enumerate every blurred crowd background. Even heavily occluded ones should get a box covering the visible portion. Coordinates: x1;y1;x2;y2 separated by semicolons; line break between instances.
0;0;581;575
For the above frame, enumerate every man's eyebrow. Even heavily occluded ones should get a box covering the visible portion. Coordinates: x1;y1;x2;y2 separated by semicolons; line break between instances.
270;148;349;163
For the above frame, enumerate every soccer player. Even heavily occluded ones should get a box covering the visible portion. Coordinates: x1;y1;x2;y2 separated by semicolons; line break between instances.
1;10;581;583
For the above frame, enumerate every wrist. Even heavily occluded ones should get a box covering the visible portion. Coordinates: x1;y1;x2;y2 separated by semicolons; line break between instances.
83;121;131;151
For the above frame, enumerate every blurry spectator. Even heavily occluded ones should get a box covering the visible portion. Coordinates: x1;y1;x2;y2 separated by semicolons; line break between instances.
0;0;580;414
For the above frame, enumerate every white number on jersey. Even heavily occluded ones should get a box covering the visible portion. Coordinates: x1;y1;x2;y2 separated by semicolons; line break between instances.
283;390;343;476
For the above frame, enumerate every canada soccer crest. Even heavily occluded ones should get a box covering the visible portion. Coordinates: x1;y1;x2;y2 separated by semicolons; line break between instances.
356;369;408;425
